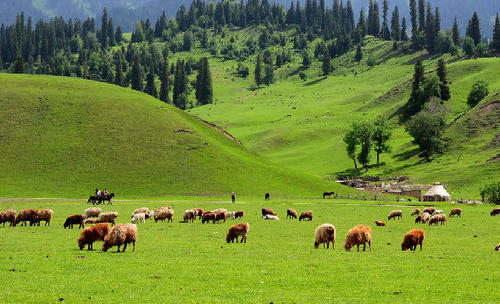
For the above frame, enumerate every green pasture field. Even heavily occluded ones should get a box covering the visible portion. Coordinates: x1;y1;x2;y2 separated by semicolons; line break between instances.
0;198;498;303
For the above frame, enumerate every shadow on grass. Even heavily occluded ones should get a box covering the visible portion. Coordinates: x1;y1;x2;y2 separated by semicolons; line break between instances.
393;148;421;161
304;76;328;86
287;66;303;77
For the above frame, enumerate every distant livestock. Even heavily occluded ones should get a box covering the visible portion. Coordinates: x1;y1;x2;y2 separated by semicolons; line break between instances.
14;209;38;226
84;207;102;219
83;218;99;226
193;208;203;219
154;207;173;223
429;214;447;225
226;223;250;243
401;229;425;251
423;207;436;215
202;212;216;224
0;209;16;227
132;208;152;219
432;210;444;216
375;220;386;226
64;214;84;229
314;224;336;249
78;223;110;250
323;192;334;199
226;211;235;219
449;208;462;217
286;208;298;219
344;224;372;252
34;209;54;226
415;213;431;224
262;208;276;218
263;214;279;220
183;210;196;223
265;193;270;201
388;210;403;221
102;223;137;253
97;212;118;226
233;211;244;219
410;208;420;216
495;244;500;251
215;212;227;223
214;208;227;214
131;213;146;224
299;211;313;221
490;208;500;216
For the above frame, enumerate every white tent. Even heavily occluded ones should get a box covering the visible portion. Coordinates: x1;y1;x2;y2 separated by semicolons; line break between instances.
423;182;451;202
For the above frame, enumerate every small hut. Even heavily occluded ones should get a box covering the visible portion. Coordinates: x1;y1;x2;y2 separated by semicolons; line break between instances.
423;182;451;202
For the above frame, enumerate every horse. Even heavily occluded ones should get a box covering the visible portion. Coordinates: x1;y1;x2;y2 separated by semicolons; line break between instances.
323;192;334;199
87;195;98;205
103;193;115;205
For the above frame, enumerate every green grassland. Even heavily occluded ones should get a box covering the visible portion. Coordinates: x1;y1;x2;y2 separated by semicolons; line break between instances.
0;199;499;303
0;73;347;199
184;29;500;198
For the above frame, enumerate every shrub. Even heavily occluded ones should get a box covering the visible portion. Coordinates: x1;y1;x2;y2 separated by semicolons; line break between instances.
480;182;500;204
367;54;377;66
299;71;307;81
467;80;489;108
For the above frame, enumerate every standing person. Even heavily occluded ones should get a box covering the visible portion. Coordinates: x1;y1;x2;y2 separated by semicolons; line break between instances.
231;192;236;203
104;188;109;196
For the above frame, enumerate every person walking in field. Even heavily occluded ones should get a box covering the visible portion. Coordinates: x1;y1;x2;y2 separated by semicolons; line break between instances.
231;192;236;203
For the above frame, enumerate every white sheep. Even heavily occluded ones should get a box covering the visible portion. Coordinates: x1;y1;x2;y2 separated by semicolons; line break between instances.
214;208;227;214
432;210;444;216
131;212;146;224
84;207;102;219
263;214;279;220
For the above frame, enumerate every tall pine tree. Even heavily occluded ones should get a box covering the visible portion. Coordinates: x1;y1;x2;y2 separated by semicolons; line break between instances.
437;59;450;101
173;59;188;109
254;54;262;87
391;6;401;41
130;51;144;91
195;57;213;105
466;12;481;45
452;17;460;45
144;69;158;98
322;47;331;75
409;0;418;40
492;14;500;53
159;47;170;103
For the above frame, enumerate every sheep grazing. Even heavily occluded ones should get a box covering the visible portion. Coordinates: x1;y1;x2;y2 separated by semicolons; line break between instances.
14;209;38;226
102;223;138;253
388;210;403;221
343;224;372;252
83;218;99;226
64;214;85;229
495;244;500;251
401;229;425;251
432;210;444;216
423;207;436;215
97;212;118;226
375;220;386;227
193;208;203;219
314;224;336;249
131;213;146;224
262;207;276;218
202;212;216;224
132;208;152;219
410;208;421;216
286;208;298;219
78;223;110;250
0;209;16;227
214;208;227;214
299;211;313;221
415;213;431;224
263;214;279;220
226;211;235;219
449;208;462;217
182;210;195;223
226;223;250;243
429;214;447;225
83;207;102;219
215;212;227;223
154;207;174;223
233;211;244;219
34;209;53;226
490;208;500;216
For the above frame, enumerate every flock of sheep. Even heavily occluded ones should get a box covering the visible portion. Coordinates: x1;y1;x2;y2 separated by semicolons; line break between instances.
1;205;500;252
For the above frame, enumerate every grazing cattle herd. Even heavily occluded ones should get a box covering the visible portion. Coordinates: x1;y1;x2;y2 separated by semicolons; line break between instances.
1;204;499;253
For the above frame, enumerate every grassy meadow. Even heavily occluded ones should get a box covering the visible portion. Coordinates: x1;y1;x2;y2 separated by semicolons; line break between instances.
0;198;499;303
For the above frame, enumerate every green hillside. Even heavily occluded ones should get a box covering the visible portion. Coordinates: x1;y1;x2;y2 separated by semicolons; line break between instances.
0;73;343;198
188;34;500;198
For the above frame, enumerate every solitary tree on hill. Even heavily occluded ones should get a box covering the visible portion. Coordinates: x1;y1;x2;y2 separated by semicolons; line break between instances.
372;117;392;164
437;59;450;101
254;54;262;88
173;59;188;109
322;48;331;76
159;47;170;103
196;57;213;105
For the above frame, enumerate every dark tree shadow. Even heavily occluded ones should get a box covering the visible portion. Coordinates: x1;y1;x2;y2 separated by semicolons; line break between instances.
304;76;328;86
393;148;421;161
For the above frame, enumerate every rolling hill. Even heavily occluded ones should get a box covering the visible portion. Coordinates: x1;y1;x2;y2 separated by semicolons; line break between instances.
0;73;343;199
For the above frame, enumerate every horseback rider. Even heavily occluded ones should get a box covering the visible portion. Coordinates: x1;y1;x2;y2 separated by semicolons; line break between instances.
104;188;109;196
96;188;102;196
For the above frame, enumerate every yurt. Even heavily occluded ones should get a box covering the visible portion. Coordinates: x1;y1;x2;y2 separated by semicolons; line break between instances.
423;182;451;202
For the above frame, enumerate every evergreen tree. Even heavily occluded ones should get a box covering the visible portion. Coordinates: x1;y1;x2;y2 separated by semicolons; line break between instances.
302;50;311;68
144;69;158;98
196;57;213;105
355;44;363;62
401;17;409;41
391;6;401;41
13;55;24;73
492;14;500;53
263;64;274;86
409;0;417;40
322;47;331;76
406;59;425;117
173;59;188;109
467;12;481;45
437;59;450;101
367;0;380;36
418;0;425;32
254;54;262;87
100;8;108;49
452;17;460;45
130;52;144;91
425;3;435;54
434;7;441;38
381;0;390;40
113;51;124;87
159;47;170;103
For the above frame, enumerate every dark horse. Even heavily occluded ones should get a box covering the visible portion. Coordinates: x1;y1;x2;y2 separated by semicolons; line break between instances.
323;192;335;199
87;193;115;205
265;193;270;201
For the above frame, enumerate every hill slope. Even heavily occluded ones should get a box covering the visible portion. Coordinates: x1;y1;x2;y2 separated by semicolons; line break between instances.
0;73;342;198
